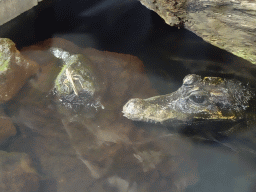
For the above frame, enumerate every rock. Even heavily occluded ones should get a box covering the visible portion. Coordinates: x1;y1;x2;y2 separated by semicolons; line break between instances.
0;107;16;146
139;0;256;64
0;151;40;192
140;0;187;27
0;38;39;102
100;134;198;192
51;48;103;116
0;0;42;26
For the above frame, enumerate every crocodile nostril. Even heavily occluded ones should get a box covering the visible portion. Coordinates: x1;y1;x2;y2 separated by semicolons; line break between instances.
123;98;144;115
216;102;224;109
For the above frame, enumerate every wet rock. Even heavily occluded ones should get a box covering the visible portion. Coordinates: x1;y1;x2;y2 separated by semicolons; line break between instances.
0;0;41;26
0;107;16;146
0;38;39;102
140;0;186;27
111;134;199;192
139;0;256;64
0;151;40;192
51;48;104;116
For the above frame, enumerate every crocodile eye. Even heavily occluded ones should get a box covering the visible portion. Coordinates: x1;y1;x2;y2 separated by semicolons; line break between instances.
189;95;207;104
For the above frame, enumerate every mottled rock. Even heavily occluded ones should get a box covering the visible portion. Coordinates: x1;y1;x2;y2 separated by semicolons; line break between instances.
51;48;104;116
140;0;187;27
0;38;39;102
128;134;198;192
0;0;41;26
0;107;16;145
0;151;40;192
139;0;256;64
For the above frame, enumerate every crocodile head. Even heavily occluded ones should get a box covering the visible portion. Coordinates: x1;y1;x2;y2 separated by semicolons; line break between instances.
123;74;254;125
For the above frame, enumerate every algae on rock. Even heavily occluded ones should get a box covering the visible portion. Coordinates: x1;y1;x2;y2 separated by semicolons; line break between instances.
0;38;39;102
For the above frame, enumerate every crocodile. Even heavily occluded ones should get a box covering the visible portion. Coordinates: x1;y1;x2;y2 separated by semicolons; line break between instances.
123;74;254;126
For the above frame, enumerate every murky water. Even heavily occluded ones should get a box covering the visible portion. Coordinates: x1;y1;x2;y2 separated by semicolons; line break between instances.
1;1;256;192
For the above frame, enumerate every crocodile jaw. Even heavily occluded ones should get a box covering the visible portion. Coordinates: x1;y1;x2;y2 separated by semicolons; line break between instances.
122;97;191;124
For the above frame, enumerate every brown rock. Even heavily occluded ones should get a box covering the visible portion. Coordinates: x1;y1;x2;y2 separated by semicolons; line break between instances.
0;108;16;145
0;151;40;192
0;0;41;26
0;38;39;102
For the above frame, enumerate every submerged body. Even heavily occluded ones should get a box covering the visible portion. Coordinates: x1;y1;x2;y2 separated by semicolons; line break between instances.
123;74;254;125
